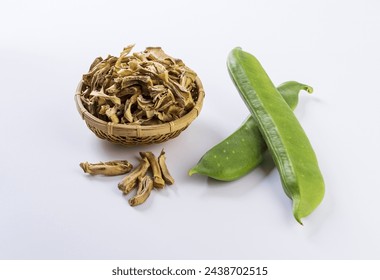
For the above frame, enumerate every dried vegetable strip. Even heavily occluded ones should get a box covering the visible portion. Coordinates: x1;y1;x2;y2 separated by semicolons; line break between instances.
80;45;199;125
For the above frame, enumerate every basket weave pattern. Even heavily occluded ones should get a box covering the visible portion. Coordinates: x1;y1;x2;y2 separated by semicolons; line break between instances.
75;78;204;146
86;122;185;145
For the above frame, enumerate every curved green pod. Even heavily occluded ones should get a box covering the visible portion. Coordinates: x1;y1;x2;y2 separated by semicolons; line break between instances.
188;81;313;181
227;47;324;224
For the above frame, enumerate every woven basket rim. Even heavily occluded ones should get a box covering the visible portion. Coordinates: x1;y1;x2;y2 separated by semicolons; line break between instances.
75;77;205;137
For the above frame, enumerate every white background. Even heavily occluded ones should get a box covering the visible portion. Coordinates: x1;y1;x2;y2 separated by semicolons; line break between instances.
1;0;379;260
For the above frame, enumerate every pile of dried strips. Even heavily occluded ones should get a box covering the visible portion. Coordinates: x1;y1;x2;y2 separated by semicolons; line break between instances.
80;149;174;206
80;45;199;125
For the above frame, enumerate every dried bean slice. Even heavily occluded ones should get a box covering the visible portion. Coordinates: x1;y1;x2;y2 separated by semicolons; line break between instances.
140;151;165;188
128;176;154;206
118;157;150;194
80;160;133;176
158;149;175;185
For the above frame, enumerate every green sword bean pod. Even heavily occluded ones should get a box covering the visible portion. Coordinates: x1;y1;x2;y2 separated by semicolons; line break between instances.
227;47;324;224
189;81;313;181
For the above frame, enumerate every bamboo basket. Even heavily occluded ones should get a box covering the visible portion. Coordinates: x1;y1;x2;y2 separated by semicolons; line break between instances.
74;77;205;146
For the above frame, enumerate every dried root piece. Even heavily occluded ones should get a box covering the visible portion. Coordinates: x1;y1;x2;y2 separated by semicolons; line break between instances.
79;160;133;176
128;176;154;206
118;157;150;194
158;149;175;185
139;151;165;189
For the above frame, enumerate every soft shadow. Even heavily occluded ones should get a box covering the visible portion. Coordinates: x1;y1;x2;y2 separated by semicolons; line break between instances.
98;139;143;160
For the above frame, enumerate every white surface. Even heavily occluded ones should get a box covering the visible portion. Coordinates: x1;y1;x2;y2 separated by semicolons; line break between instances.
1;0;380;260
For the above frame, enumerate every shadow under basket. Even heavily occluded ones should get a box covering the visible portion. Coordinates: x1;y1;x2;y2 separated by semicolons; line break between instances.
74;78;205;146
